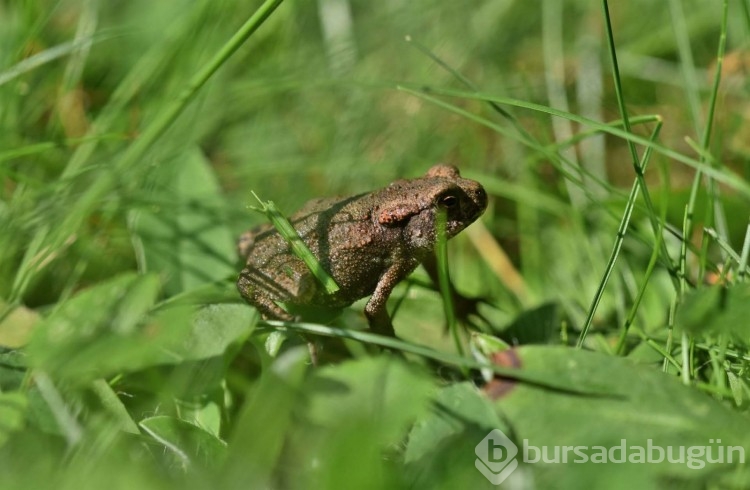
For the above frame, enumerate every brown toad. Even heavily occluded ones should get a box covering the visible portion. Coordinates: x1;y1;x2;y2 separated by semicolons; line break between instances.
236;164;487;336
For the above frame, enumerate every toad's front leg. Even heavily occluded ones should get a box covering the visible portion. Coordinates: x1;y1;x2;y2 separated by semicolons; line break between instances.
365;259;418;337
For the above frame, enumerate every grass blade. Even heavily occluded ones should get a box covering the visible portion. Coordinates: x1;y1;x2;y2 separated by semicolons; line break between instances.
576;122;663;347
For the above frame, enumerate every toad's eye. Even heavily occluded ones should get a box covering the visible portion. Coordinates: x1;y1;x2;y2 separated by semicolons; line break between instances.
439;194;458;209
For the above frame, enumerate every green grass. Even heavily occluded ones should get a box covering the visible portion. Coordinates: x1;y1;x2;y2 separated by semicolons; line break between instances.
2;0;750;488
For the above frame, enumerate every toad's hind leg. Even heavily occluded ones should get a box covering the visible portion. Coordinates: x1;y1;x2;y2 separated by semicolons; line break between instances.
237;269;320;365
237;270;295;322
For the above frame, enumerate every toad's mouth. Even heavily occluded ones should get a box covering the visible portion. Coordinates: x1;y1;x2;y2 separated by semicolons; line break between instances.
444;208;485;237
446;218;475;236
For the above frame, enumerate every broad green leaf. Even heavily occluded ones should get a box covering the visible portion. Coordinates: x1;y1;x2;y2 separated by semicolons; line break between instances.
139;415;226;470
175;398;223;438
132;147;236;296
27;272;256;381
222;348;309;489
24;386;62;436
158;357;228;399
490;346;750;486
264;330;287;357
405;382;505;463
498;302;559;345
727;371;750;408
142;304;256;397
171;303;256;361
27;273;177;380
0;392;27;448
404;383;510;490
676;284;750;337
305;357;434;447
0;348;26;392
90;379;140;434
282;357;434;490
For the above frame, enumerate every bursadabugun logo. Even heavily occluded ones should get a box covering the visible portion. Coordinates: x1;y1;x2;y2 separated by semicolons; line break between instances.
474;429;519;485
476;428;746;485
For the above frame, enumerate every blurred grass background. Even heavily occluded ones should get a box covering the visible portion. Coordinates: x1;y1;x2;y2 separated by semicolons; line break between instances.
2;0;750;488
